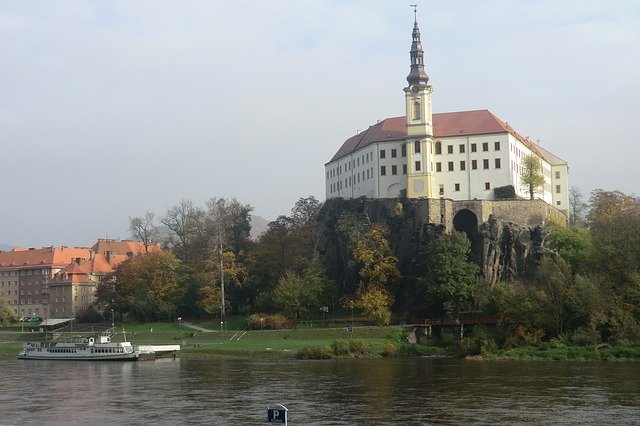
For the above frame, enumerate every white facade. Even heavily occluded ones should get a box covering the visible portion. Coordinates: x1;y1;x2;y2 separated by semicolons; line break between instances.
325;17;569;216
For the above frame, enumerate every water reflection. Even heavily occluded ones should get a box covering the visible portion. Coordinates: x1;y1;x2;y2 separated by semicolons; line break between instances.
2;357;639;424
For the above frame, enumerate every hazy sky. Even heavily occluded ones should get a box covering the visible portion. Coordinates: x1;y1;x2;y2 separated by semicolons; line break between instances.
1;1;639;248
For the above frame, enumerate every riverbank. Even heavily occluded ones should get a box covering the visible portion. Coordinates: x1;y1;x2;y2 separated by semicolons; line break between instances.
2;322;640;361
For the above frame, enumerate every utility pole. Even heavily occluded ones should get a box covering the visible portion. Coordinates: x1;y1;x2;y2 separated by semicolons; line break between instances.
219;234;225;332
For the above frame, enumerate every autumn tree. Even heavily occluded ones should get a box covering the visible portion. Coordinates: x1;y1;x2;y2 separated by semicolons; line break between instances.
520;154;546;200
129;211;159;253
587;189;640;282
0;299;17;326
352;224;400;325
97;251;183;321
197;251;249;316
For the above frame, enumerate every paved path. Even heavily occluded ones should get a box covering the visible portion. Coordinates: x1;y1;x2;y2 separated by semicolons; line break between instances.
179;321;217;333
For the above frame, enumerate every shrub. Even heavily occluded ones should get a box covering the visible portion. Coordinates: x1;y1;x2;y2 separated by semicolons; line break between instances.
460;326;497;356
296;345;333;359
348;338;370;356
381;342;397;357
246;313;292;330
331;339;350;356
494;185;516;199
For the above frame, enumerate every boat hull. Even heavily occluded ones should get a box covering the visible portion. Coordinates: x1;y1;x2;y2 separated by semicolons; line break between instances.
18;353;139;361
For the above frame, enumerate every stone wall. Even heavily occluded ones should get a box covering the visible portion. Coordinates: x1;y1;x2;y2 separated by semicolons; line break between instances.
489;199;568;227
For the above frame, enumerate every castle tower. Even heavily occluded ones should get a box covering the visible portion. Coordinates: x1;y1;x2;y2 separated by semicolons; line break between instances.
405;9;435;198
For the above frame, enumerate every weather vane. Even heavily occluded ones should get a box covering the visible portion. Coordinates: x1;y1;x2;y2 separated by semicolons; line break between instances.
410;4;417;21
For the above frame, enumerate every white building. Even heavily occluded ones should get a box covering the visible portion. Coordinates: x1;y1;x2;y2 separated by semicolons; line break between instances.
325;15;569;217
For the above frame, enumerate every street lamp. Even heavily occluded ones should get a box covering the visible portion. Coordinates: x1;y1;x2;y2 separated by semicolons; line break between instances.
111;309;114;329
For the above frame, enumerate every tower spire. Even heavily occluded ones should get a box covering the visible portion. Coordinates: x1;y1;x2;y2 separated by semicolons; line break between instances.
407;6;429;86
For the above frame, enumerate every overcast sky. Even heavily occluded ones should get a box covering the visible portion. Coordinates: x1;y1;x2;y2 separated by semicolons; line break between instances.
1;1;639;248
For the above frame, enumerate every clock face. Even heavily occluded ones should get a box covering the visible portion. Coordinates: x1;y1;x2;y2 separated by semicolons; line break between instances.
411;85;420;94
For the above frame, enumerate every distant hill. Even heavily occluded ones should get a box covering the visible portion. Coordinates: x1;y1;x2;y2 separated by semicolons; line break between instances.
0;243;14;252
250;215;269;240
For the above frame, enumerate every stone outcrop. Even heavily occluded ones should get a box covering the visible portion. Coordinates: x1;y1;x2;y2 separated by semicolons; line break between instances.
317;198;551;290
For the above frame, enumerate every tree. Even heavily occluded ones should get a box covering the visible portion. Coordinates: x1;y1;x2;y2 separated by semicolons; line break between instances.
273;257;330;320
161;199;207;264
198;250;249;316
352;224;400;325
421;231;480;317
129;211;159;253
205;197;254;254
546;224;592;274
568;186;587;226
97;251;183;321
0;299;17;326
535;256;573;336
520;154;545;200
587;190;640;283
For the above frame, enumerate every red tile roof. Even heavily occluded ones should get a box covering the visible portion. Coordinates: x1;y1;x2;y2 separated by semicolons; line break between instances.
0;246;91;269
91;239;160;258
328;109;545;163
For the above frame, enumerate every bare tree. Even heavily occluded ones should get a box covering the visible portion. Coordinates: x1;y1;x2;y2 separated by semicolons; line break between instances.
568;187;587;226
129;211;159;253
161;199;206;263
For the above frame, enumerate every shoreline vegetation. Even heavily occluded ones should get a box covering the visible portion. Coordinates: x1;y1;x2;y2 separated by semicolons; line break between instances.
2;322;640;361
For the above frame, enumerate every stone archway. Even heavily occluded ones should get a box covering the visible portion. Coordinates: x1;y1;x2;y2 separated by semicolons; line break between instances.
453;209;478;239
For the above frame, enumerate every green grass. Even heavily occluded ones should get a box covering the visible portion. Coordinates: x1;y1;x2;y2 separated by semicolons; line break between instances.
3;320;640;361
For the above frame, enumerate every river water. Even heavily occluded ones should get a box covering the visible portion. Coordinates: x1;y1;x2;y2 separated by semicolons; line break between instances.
2;356;639;424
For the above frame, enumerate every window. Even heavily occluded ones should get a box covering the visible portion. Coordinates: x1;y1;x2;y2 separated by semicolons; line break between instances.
494;141;500;151
402;164;407;174
460;161;466;171
495;158;501;169
482;142;489;152
392;165;398;175
556;184;561;194
439;185;444;196
448;161;454;171
414;141;421;153
391;149;397;158
459;144;465;153
472;160;477;170
555;171;560;179
447;145;453;154
435;141;442;155
415;161;421;171
471;143;477;152
483;159;489;169
380;149;386;159
455;183;460;192
413;101;421;120
557;201;562;206
401;144;407;157
436;162;442;172
381;166;386;176
485;182;491;190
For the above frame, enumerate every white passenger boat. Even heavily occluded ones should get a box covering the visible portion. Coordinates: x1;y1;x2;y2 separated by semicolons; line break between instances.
18;328;140;361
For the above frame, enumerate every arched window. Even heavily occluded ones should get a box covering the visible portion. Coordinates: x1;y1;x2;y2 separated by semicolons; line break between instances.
413;101;421;120
435;141;442;155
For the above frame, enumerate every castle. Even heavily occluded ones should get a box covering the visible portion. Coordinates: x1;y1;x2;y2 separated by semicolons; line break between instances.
325;13;569;220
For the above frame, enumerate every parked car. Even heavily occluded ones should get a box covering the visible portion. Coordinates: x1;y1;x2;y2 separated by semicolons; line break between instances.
23;316;42;322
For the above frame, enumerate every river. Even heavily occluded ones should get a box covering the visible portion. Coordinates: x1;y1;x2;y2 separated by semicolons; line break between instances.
2;357;639;424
